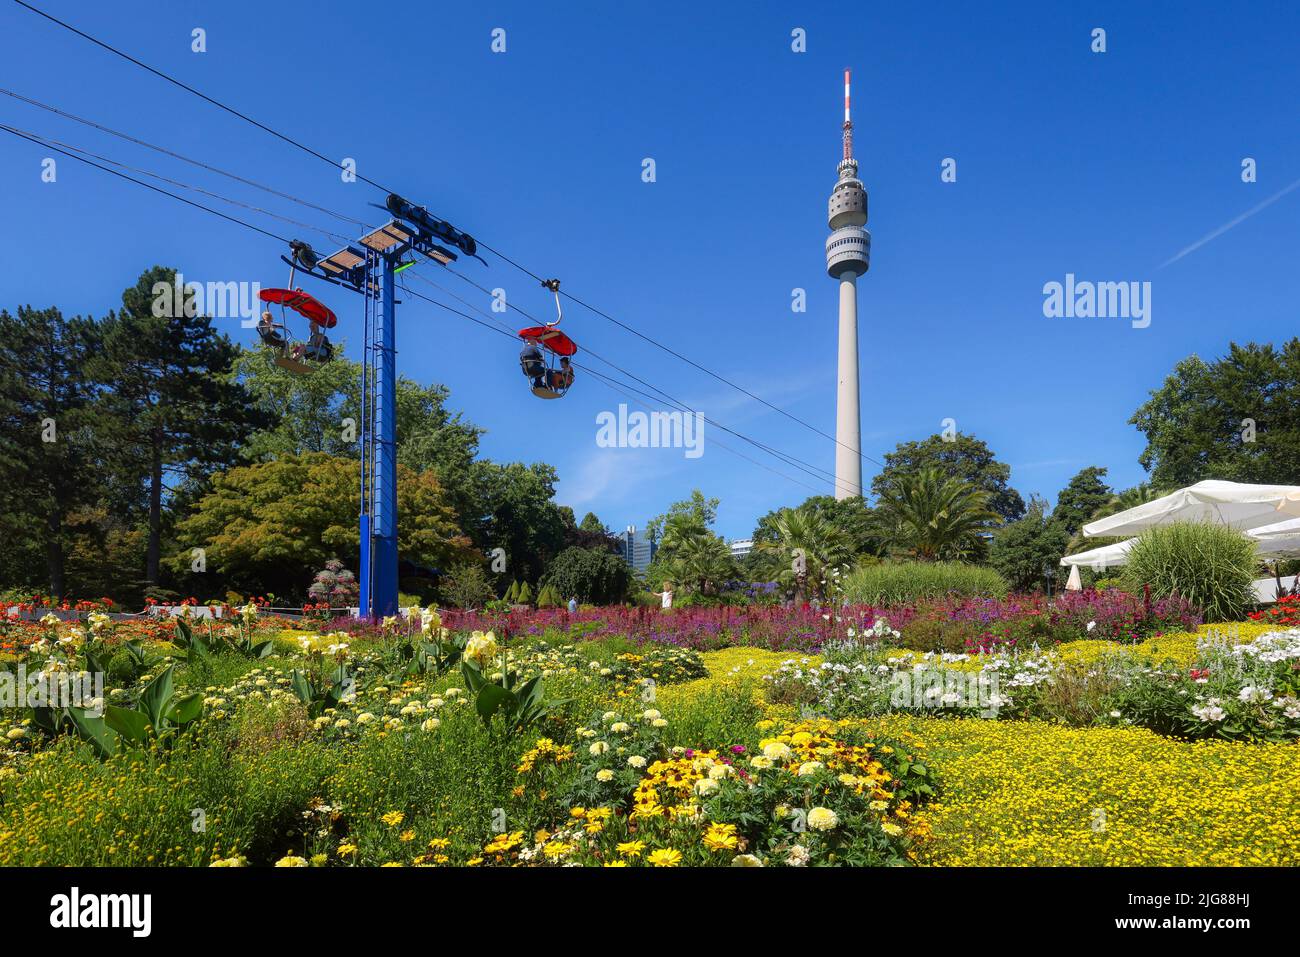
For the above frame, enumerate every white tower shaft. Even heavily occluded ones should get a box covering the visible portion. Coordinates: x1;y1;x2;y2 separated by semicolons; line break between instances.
825;68;870;500
835;272;862;499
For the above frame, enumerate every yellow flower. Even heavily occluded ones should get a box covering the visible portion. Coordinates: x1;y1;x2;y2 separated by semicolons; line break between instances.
703;823;739;852
274;854;308;867
337;843;357;856
617;840;645;858
647;848;683;867
380;811;405;827
465;630;500;665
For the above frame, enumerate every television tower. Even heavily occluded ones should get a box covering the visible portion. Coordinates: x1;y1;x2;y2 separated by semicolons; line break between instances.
825;68;870;500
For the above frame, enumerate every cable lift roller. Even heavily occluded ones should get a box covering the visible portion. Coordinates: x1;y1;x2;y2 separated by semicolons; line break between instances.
519;278;577;399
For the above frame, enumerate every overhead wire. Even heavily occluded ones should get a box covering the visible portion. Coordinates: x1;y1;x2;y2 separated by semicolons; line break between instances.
14;0;882;480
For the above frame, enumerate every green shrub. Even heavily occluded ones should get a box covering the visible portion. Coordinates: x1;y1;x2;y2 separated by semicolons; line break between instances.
1120;523;1257;623
842;561;1009;605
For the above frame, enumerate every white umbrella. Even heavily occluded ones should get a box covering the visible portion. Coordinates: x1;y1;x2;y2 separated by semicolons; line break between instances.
1060;538;1137;570
1065;565;1083;591
1082;480;1300;538
1249;516;1300;538
1061;528;1300;570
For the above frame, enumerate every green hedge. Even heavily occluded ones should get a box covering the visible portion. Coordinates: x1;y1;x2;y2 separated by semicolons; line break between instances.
842;561;1009;605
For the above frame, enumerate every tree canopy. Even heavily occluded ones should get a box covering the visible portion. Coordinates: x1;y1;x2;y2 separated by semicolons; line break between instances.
1130;339;1300;488
872;433;1025;522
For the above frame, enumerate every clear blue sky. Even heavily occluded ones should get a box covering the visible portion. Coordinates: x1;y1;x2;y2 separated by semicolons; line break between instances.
3;0;1298;540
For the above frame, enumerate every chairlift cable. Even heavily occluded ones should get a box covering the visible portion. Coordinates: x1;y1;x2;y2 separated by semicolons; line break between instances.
16;1;882;470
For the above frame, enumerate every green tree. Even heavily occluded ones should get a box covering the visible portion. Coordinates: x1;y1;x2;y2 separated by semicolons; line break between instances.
545;546;633;605
168;453;472;597
442;561;495;609
1052;466;1113;536
647;490;720;545
1130;340;1300;488
467;461;568;584
872;468;1001;561
96;267;270;586
229;346;360;459
872;433;1025;522
753;494;880;559
0;307;106;596
755;501;857;600
989;496;1071;592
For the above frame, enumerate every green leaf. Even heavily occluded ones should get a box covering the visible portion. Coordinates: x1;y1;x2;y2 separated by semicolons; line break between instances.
70;707;119;757
475;683;511;725
139;665;175;728
104;705;151;746
168;692;204;726
290;669;313;705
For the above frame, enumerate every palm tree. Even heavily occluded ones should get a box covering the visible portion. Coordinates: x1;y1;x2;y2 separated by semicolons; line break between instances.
668;533;734;595
872;468;1000;561
757;503;856;600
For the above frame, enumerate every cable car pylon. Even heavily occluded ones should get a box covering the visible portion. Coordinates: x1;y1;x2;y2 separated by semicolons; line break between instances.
273;195;479;620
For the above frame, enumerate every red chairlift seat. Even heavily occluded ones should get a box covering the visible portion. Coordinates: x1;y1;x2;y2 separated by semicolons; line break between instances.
518;326;578;399
259;287;338;329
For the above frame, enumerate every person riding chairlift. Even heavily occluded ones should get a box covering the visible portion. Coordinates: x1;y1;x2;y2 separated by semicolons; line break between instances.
520;340;546;388
256;310;285;350
546;356;575;391
294;320;333;363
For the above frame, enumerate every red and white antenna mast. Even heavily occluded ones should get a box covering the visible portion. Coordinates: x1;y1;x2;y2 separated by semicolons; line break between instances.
842;68;854;163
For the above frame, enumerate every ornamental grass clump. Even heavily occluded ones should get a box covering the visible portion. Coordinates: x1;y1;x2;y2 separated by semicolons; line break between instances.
1121;523;1258;623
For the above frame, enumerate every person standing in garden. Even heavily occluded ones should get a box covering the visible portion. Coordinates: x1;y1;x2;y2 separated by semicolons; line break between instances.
567;595;578;614
653;582;674;610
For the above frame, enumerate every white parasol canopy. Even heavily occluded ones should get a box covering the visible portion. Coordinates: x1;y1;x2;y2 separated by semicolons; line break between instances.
1060;538;1137;570
1061;527;1300;569
1082;481;1300;539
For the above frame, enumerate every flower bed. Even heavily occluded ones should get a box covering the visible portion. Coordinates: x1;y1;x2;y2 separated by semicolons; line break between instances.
0;606;1292;867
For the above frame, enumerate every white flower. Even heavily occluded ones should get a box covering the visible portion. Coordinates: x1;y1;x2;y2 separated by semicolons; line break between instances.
596;769;615;782
589;741;609;756
786;844;810;866
627;755;647;768
421;717;440;732
762;742;792;762
1238;685;1272;704
693;778;720;796
807;807;839;831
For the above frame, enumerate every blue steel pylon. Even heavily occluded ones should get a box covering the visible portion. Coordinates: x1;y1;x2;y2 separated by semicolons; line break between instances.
360;251;398;620
283;194;479;621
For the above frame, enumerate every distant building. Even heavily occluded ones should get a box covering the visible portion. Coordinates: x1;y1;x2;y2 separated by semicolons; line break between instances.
728;539;754;559
618;525;656;573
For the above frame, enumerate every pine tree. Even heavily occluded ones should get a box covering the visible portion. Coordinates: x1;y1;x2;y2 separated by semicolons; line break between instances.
505;580;520;603
0;306;106;596
517;581;534;605
93;267;272;586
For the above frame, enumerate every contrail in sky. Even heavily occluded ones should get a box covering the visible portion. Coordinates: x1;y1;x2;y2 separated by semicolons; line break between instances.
1160;176;1300;268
